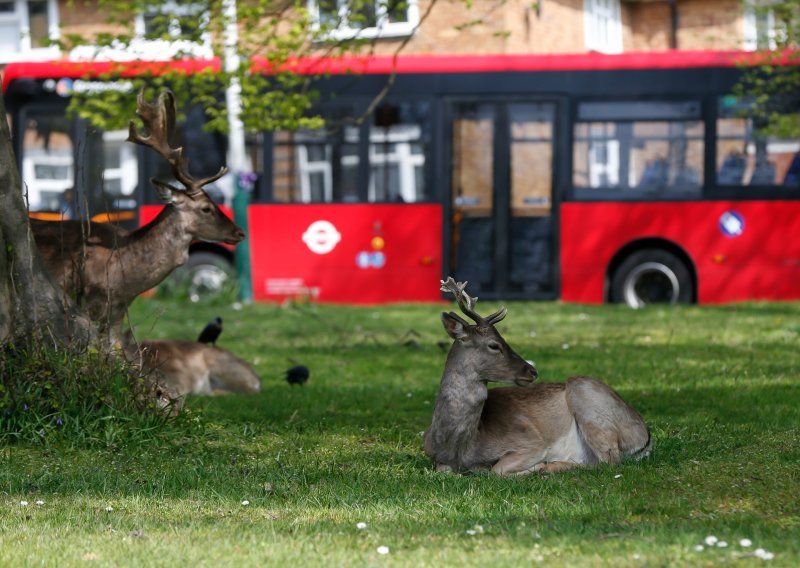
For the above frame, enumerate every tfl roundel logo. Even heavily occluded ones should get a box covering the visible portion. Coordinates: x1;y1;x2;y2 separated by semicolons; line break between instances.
302;220;341;254
719;211;744;238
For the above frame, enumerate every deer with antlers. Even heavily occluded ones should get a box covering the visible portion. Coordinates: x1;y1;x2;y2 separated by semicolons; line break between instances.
423;278;651;475
31;91;244;342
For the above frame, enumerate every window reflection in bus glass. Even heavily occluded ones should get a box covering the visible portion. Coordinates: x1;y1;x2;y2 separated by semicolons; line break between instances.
574;102;704;196
369;102;430;203
21;112;74;215
716;97;800;187
272;128;357;203
510;103;554;217
452;104;494;216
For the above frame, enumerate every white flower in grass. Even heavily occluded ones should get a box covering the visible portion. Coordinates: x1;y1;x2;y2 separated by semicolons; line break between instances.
754;548;775;560
614;474;622;479
105;506;114;512
693;545;704;552
740;538;753;548
19;501;28;507
717;541;728;548
704;535;718;546
356;522;367;530
465;529;476;536
561;343;570;350
35;500;44;506
241;500;250;506
376;545;390;555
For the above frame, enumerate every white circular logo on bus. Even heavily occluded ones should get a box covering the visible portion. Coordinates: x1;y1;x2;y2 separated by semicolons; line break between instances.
719;211;744;238
302;220;341;254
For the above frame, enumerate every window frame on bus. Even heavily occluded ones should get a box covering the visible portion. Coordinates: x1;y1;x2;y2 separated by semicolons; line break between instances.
570;97;706;202
258;97;437;205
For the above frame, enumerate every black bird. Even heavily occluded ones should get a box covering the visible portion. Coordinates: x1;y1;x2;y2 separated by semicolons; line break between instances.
197;316;223;345
285;365;310;386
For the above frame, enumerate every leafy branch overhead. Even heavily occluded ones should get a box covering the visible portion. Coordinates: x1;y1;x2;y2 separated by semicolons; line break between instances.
59;0;427;133
734;0;800;137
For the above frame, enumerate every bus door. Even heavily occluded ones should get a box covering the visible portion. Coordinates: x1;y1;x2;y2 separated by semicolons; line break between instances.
448;101;557;299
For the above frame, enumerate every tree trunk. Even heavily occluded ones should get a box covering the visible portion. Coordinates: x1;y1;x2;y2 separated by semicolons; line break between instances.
0;95;93;346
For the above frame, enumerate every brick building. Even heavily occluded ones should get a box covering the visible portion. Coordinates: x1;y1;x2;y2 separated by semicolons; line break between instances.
0;0;781;69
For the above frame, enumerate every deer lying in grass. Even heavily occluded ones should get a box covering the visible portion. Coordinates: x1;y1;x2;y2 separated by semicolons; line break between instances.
126;339;262;397
423;278;651;475
31;91;244;341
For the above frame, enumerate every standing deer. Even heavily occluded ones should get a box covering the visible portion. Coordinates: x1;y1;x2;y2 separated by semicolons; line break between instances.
423;278;651;475
31;91;244;341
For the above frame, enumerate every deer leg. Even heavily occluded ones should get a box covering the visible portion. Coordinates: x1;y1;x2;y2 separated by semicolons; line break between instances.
566;376;650;464
530;461;583;474
492;451;547;476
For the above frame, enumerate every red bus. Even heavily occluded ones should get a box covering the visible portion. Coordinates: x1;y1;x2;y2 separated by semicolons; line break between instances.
4;51;800;306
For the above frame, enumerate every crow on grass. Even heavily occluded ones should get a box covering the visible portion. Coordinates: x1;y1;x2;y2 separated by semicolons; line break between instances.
285;365;310;386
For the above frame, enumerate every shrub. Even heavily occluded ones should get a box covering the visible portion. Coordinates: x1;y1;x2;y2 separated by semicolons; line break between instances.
0;340;192;446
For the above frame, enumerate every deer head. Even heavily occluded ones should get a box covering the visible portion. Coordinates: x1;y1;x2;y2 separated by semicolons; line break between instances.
127;90;245;245
440;277;538;387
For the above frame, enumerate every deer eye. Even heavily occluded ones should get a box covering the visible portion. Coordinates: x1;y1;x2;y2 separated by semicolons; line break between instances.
201;206;212;214
487;342;501;352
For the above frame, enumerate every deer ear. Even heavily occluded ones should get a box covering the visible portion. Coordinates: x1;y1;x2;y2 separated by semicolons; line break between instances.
442;312;469;340
151;179;186;205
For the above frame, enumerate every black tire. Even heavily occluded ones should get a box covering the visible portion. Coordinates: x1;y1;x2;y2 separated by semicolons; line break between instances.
173;251;236;303
610;249;693;308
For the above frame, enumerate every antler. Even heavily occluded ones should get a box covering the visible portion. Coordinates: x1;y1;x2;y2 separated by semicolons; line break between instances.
127;90;227;197
440;277;507;326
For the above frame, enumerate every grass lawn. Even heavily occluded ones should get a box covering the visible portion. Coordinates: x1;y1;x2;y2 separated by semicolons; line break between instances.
2;297;799;566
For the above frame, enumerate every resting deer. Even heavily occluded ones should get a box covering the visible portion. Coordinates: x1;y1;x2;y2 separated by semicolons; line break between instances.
125;339;262;397
423;278;651;475
31;91;244;341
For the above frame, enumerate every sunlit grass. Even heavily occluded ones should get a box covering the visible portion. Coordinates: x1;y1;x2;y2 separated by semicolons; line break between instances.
1;299;798;566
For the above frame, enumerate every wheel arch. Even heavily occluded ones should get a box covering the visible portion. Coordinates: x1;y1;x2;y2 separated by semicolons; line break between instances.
605;238;697;304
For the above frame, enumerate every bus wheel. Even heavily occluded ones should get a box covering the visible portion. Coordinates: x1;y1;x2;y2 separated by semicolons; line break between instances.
611;249;692;308
183;252;236;303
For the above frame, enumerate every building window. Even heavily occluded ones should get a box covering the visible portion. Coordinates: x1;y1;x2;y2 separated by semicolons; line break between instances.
743;2;780;50
310;0;420;40
584;0;622;54
128;0;211;58
573;101;704;198
0;0;59;62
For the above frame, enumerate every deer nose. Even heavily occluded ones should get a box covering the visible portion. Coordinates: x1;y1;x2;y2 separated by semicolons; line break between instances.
526;364;538;380
226;228;245;244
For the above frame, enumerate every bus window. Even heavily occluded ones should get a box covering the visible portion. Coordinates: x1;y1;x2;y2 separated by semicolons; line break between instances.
368;102;430;203
716;97;800;188
272;126;360;203
573;101;704;197
20;110;74;217
101;129;138;203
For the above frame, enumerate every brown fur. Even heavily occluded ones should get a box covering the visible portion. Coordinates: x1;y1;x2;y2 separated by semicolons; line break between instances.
30;92;244;344
424;279;651;475
126;339;262;397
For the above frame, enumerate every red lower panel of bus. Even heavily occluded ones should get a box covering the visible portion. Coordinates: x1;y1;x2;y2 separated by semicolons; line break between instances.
248;204;442;303
560;200;800;304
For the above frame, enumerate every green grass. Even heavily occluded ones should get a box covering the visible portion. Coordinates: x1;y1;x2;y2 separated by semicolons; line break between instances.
2;298;799;566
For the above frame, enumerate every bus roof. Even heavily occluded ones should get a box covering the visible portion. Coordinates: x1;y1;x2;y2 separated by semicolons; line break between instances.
0;50;781;94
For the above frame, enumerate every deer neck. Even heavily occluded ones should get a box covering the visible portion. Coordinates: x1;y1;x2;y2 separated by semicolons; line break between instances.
427;349;488;467
116;206;194;291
